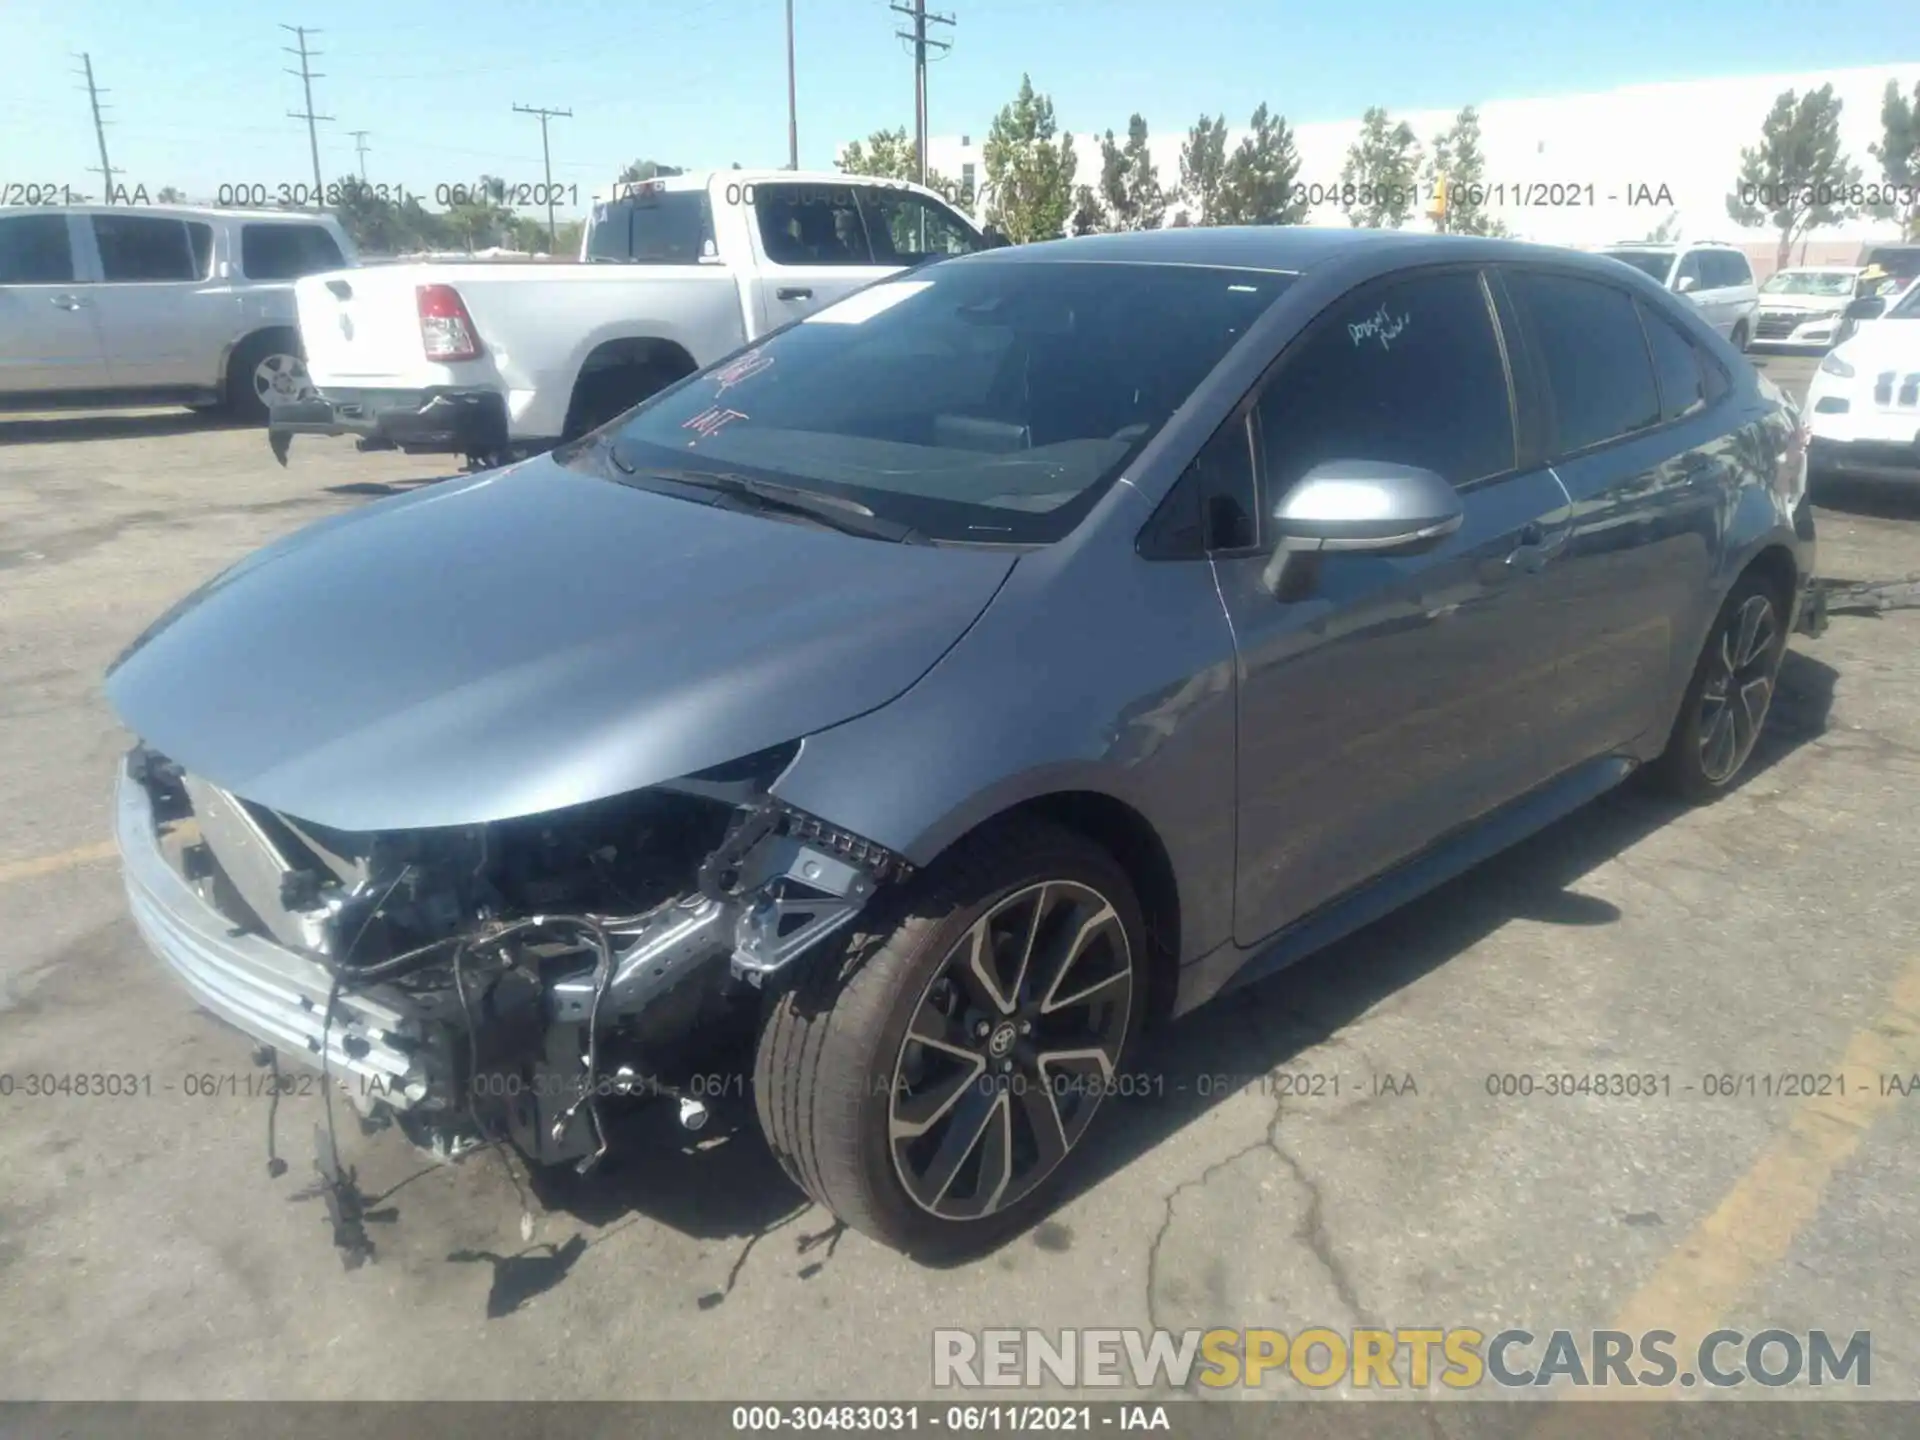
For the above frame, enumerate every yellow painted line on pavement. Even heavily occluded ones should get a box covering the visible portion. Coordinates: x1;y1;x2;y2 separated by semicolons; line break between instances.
1526;951;1920;1433
0;840;118;886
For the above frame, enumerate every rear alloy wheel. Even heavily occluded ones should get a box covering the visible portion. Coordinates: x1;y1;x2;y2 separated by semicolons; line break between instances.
754;822;1146;1259
227;331;316;425
1651;573;1788;801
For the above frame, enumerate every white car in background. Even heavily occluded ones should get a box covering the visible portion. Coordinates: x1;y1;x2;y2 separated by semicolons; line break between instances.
0;205;358;422
1804;277;1920;484
1596;240;1759;350
1750;266;1859;350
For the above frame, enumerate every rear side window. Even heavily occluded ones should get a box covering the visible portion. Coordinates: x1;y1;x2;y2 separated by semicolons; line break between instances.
1505;270;1660;456
1639;303;1711;423
755;183;875;266
0;214;75;283
240;223;344;280
91;214;197;282
1258;268;1516;493
586;188;716;264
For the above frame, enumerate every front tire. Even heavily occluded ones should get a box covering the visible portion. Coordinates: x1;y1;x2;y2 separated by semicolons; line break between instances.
754;821;1147;1260
1649;572;1788;802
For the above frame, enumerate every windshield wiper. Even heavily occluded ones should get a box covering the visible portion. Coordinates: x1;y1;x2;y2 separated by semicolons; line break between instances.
608;449;931;545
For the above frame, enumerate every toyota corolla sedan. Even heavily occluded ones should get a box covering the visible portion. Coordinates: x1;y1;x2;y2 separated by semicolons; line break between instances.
108;227;1820;1260
1806;277;1920;485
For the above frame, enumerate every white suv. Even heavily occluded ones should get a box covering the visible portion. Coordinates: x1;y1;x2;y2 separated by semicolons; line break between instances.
0;205;359;422
1596;240;1760;351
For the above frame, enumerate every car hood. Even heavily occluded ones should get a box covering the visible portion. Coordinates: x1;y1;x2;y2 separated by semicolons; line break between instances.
1757;294;1849;313
1830;321;1920;373
105;455;1016;832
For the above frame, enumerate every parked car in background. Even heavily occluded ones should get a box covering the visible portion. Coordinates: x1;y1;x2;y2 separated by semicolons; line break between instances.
109;227;1819;1259
1805;276;1920;485
268;170;994;469
1596;240;1759;350
1749;266;1860;349
0;205;358;421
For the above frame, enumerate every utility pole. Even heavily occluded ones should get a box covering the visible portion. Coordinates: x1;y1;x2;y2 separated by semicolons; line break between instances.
349;130;371;181
513;103;572;254
281;25;332;205
785;0;798;169
891;0;953;187
74;53;119;203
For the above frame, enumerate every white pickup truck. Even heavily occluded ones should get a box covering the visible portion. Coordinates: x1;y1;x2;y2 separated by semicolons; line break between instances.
270;169;997;466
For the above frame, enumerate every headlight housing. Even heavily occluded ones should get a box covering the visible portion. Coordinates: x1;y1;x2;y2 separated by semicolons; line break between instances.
1819;352;1856;378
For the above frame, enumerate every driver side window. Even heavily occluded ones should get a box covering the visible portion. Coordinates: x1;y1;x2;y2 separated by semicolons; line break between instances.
1255;268;1517;508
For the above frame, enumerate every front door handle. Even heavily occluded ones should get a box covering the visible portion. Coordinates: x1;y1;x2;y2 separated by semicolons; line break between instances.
1504;521;1564;575
50;293;88;311
776;286;813;301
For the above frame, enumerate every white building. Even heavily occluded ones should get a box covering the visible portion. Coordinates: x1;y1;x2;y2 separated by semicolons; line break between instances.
923;61;1920;271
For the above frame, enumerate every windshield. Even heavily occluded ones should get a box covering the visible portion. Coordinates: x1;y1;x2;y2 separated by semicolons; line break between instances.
586;188;716;263
586;260;1293;544
1888;283;1920;319
1600;249;1676;282
1762;270;1855;297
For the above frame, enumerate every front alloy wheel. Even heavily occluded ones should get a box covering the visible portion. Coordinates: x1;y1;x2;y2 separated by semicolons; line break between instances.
889;881;1133;1222
754;821;1147;1259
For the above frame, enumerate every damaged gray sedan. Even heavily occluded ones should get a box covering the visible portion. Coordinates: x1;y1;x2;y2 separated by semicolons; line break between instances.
109;228;1817;1258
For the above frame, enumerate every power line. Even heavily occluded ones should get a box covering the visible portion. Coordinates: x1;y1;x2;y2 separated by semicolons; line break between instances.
282;25;334;204
512;103;572;254
74;52;119;202
349;129;371;181
890;0;953;187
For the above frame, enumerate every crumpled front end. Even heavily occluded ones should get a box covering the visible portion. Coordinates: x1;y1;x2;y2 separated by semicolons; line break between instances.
115;739;910;1171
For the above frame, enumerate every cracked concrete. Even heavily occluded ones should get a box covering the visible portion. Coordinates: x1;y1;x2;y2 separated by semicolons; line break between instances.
4;360;1920;1403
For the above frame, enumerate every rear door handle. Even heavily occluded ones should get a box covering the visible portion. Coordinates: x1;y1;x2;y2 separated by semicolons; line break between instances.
776;286;813;301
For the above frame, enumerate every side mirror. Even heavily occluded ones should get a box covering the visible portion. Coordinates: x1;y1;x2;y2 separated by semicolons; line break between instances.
1270;461;1464;554
1845;295;1887;321
1674;274;1699;294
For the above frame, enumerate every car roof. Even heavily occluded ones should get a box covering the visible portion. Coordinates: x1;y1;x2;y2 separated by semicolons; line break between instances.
0;203;342;224
958;224;1645;279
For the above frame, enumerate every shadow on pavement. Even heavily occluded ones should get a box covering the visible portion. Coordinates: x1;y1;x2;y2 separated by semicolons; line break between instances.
0;409;248;445
1812;475;1920;523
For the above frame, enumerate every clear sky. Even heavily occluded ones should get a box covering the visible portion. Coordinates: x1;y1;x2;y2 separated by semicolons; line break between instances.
2;0;1910;215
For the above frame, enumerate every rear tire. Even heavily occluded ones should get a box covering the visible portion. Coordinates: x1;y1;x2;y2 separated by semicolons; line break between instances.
561;362;678;442
1648;571;1789;803
754;820;1147;1261
226;330;316;425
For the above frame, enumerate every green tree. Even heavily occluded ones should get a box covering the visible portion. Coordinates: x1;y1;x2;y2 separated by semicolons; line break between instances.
1339;107;1423;229
1425;105;1506;236
981;74;1078;243
618;159;684;183
1643;210;1682;242
834;126;964;206
155;186;186;203
439;175;516;251
1868;78;1920;241
1179;114;1229;226
1093;114;1164;231
1215;104;1307;226
1068;185;1104;236
1726;85;1862;270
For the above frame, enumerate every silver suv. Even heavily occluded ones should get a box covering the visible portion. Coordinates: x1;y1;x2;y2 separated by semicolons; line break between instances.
0;205;358;422
1597;240;1759;351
